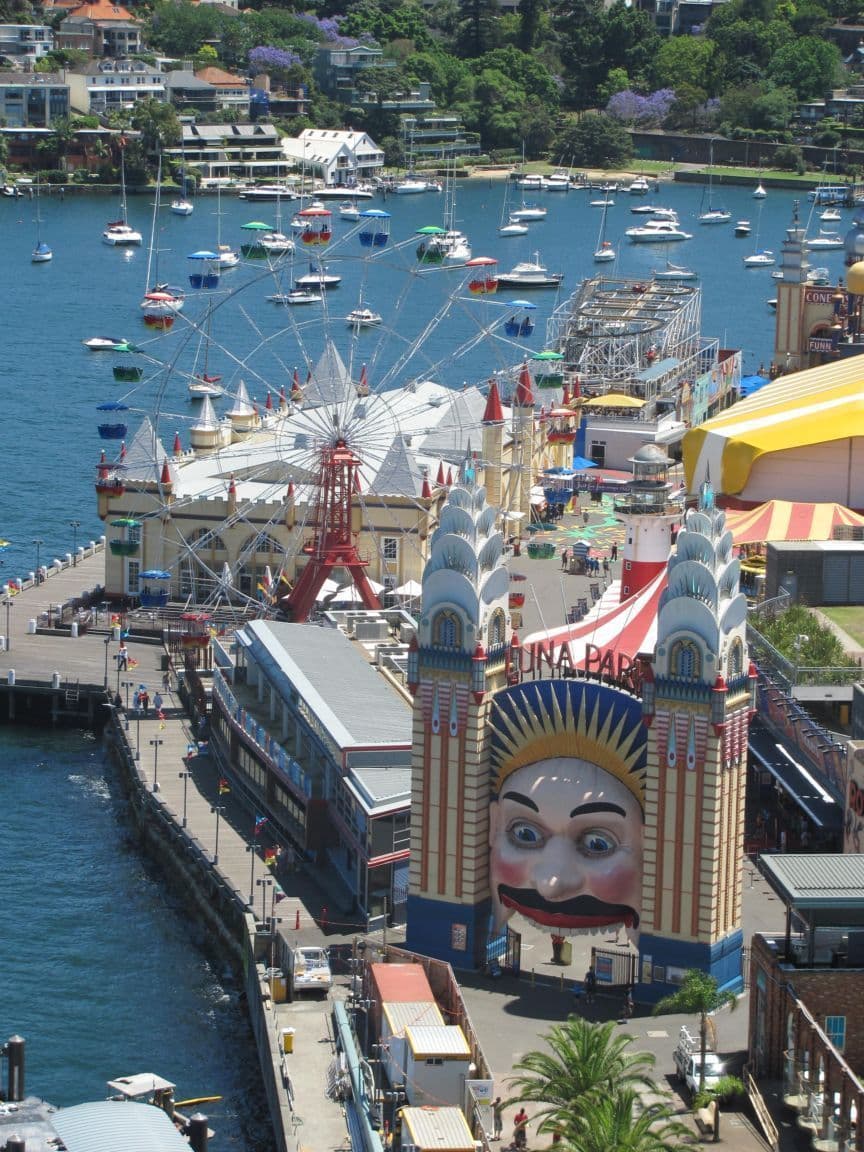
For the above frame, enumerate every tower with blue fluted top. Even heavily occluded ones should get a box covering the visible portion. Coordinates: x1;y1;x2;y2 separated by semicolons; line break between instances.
405;455;512;967
638;477;757;995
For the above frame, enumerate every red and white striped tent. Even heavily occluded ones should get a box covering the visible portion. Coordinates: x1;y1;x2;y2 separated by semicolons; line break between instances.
723;500;864;545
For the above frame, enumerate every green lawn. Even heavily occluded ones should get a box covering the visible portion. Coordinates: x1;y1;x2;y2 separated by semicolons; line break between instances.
819;606;864;647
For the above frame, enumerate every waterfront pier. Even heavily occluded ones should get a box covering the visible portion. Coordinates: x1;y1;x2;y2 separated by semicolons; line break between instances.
0;548;354;1152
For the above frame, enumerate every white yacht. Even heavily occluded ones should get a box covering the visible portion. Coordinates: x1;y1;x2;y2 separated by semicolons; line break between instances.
625;219;692;243
496;253;563;288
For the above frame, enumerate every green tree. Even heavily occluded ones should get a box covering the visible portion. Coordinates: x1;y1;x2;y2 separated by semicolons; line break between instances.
653;971;736;1095
767;35;842;99
653;35;720;96
550;0;606;108
555;112;633;168
602;3;661;90
506;1017;656;1134
563;1091;691;1152
131;99;181;156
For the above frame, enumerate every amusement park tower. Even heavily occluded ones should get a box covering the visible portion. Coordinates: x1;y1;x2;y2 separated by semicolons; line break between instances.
638;478;755;994
405;458;513;967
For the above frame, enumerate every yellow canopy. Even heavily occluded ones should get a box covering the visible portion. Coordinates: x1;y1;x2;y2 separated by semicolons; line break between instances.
584;393;645;409
684;358;864;496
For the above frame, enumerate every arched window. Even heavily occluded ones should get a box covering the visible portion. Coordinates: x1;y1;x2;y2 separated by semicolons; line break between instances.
488;610;505;647
185;526;226;553
728;639;743;677
670;639;701;680
433;610;462;650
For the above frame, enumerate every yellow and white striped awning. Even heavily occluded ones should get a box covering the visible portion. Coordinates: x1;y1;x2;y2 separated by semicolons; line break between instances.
683;358;864;496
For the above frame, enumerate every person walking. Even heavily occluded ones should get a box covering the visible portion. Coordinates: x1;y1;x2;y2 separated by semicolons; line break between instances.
492;1097;504;1141
610;541;618;562
153;690;164;716
561;547;569;571
513;1108;528;1151
116;642;128;671
584;965;597;1005
140;686;150;716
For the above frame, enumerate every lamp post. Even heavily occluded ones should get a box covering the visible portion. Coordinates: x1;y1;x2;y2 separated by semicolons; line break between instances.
121;678;134;710
257;876;272;923
103;635;110;689
69;520;80;566
32;537;44;583
149;737;163;792
178;769;190;827
4;597;12;653
211;804;225;865
246;842;257;907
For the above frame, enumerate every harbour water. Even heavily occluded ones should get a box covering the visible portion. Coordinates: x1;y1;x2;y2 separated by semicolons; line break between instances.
0;177;846;1126
0;724;269;1147
0;176;841;579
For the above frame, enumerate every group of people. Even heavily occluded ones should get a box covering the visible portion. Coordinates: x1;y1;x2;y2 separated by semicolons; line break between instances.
491;1100;529;1149
560;549;610;578
131;686;164;717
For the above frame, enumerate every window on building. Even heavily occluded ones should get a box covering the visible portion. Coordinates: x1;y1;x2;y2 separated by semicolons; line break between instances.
728;639;743;677
670;639;701;680
825;1016;846;1051
432;609;461;649
488;609;505;647
126;559;139;595
383;536;398;561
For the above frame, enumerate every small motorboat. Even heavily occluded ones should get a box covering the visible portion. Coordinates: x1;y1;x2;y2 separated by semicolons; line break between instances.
821;207;842;222
626;176;651;195
510;203;547;221
496;253;563;288
347;307;382;329
239;184;297;202
625;219;692;243
188;374;224;398
593;240;615;263
339;201;361;221
743;249;775;267
83;336;133;351
766;297;777;310
734;220;751;238
500;216;529;237
652;261;697;280
102;222;143;246
170;197;194;216
589;197;615;207
295;262;341;289
217;244;240;268
139;289;184;317
267;288;323;305
806;229;844;250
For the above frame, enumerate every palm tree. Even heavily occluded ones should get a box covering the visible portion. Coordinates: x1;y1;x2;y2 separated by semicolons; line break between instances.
506;1017;656;1136
653;970;737;1094
563;1090;692;1152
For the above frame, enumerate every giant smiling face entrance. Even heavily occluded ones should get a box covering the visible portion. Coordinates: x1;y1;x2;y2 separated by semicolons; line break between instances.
489;678;648;939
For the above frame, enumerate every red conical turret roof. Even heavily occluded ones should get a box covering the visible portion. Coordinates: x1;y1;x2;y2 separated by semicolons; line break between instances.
436;461;446;486
483;379;504;424
173;431;182;456
160;459;172;486
515;362;534;407
422;472;433;499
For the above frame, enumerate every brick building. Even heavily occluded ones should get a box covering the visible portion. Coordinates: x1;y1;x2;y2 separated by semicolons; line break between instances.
749;855;864;1149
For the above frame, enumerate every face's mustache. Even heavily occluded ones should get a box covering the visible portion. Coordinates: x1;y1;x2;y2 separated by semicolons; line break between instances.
498;885;640;928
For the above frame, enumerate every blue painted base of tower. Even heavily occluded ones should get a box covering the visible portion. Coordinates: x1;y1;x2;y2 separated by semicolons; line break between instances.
405;894;492;970
636;930;744;1002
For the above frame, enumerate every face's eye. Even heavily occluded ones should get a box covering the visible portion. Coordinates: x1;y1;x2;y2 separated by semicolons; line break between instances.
507;820;545;848
580;829;618;856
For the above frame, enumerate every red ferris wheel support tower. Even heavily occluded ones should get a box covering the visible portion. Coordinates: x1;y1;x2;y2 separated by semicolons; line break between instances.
284;436;382;622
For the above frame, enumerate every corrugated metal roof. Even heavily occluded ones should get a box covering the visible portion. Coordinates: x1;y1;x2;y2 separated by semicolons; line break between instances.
400;1106;475;1151
383;1001;445;1034
244;622;411;749
761;854;864;906
406;1025;470;1058
371;962;434;1003
51;1101;192;1152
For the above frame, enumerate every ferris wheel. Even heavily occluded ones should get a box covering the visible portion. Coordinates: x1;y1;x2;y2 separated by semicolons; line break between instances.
92;202;549;624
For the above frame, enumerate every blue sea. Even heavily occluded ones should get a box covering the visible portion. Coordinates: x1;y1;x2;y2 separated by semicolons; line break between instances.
0;179;840;1127
0;725;269;1147
0;176;835;579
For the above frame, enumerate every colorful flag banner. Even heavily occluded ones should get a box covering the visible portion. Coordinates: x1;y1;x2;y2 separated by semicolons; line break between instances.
274;888;287;904
264;848;278;868
218;778;231;794
254;814;268;836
